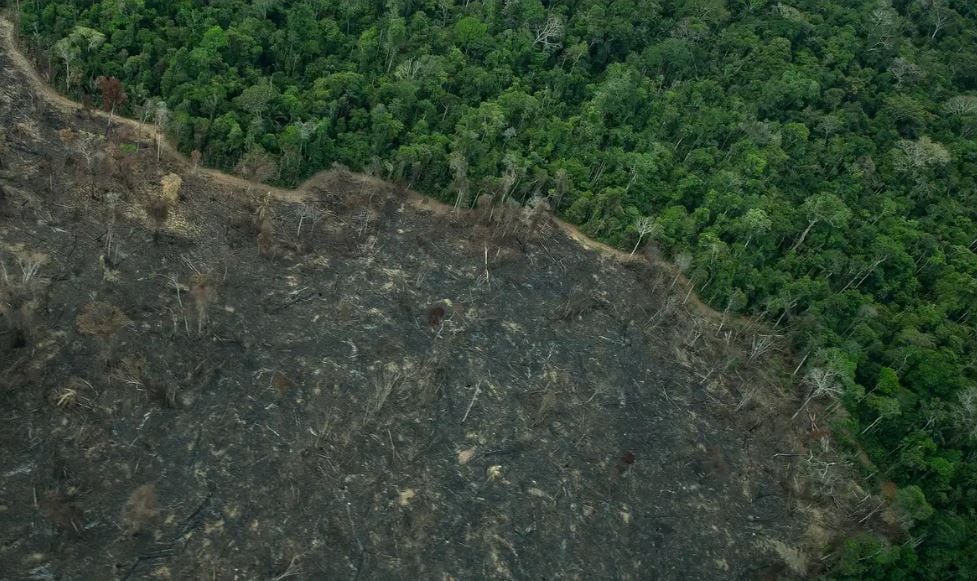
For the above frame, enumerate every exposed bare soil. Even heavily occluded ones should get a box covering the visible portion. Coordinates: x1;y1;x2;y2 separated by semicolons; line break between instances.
0;17;853;581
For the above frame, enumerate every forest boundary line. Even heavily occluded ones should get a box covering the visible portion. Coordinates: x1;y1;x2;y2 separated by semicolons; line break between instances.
0;15;742;327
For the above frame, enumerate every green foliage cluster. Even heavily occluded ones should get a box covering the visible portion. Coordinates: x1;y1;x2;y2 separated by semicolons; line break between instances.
21;0;977;576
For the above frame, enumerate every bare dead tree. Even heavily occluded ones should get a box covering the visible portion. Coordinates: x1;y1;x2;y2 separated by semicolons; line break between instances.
75;133;101;199
669;253;693;290
749;334;780;360
189;272;216;335
183;258;217;335
630;216;657;258
449;151;470;210
922;0;950;40
943;95;977;116
533;15;564;51
296;203;321;239
793;366;844;419
957;387;977;442
103;191;122;267
153;100;169;161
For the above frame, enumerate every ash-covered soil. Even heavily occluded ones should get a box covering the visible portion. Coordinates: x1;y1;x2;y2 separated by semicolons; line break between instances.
0;26;847;581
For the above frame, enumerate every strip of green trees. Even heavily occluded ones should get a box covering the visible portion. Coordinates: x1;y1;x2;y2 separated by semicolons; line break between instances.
20;1;977;577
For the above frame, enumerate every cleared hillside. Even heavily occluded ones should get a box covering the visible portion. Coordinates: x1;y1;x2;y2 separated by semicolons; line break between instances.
0;18;856;580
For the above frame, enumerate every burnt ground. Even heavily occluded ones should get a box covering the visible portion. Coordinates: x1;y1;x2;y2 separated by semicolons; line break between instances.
0;24;856;581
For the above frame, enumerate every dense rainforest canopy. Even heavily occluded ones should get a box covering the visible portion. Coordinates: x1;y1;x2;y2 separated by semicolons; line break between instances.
18;0;977;577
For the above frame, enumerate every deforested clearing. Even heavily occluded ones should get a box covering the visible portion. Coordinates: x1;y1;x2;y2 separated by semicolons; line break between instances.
0;19;860;581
